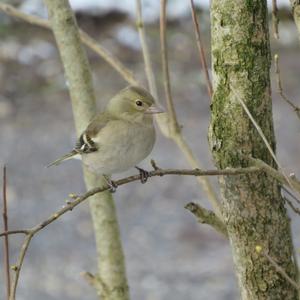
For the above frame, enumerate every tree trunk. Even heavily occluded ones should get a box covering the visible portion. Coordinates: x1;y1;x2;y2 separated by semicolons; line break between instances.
209;1;298;299
43;1;129;299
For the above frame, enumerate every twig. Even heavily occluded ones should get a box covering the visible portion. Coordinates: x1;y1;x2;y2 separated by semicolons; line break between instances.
81;272;109;297
189;0;213;99
272;0;280;39
249;158;300;195
232;88;298;195
1;165;260;298
160;0;180;134
185;202;227;237
282;186;300;205
135;0;158;99
274;54;300;120
4;165;259;298
158;0;222;217
284;197;300;215
256;246;300;290
0;3;138;86
2;166;11;300
0;230;29;238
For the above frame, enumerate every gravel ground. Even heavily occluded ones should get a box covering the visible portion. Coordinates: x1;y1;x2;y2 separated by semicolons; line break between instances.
0;14;299;300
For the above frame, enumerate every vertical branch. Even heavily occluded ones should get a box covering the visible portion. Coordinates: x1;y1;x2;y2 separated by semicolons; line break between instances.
190;0;213;99
274;54;300;119
2;166;11;300
160;0;180;134
135;0;158;99
272;0;279;39
43;1;129;300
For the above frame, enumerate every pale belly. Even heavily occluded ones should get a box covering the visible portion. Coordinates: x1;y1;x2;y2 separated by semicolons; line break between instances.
83;120;155;175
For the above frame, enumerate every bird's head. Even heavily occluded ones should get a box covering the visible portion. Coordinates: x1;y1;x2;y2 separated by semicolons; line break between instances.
107;86;164;122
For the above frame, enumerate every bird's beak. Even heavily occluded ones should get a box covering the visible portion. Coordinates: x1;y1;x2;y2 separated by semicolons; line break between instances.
145;104;165;114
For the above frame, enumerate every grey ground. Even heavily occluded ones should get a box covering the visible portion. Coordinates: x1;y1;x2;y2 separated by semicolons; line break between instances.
0;12;299;300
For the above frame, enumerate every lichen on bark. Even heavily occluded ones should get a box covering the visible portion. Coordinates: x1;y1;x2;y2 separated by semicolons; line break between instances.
209;1;298;299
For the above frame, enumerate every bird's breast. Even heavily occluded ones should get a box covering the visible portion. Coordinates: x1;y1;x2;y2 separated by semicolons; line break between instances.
83;120;155;175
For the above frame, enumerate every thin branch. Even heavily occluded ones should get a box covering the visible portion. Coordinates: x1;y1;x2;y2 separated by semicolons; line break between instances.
232;88;298;195
282;186;300;206
274;54;300;119
249;158;300;195
2;166;11;300
135;0;158;99
185;202;227;237
0;3;138;86
173;133;222;216
189;0;213;99
160;0;180;134
0;230;29;238
256;246;300;290
3;164;260;298
284;197;300;215
272;0;280;39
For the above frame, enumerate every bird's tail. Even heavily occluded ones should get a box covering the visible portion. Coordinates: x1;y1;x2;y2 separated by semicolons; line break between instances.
46;150;79;168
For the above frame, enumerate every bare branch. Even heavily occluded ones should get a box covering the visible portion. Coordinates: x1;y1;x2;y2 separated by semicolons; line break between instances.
2;166;11;300
272;0;280;39
232;88;298;195
185;202;227;237
256;246;300;290
189;0;213;99
160;0;180;134
0;3;138;86
249;158;300;195
2;164;260;298
274;54;300;119
0;230;29;238
135;0;158;99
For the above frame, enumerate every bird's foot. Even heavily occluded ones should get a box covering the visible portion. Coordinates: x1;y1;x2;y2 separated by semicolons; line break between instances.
135;166;150;184
103;175;118;193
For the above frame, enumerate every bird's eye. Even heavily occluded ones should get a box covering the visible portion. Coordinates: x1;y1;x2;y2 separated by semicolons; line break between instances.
135;100;143;107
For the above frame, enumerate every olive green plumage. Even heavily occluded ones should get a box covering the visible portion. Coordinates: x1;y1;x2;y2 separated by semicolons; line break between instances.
48;85;162;176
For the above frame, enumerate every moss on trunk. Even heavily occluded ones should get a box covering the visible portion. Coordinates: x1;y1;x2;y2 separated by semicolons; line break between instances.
209;1;298;299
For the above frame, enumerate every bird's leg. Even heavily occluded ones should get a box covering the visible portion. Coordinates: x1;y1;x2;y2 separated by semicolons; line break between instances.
135;166;150;184
103;175;118;193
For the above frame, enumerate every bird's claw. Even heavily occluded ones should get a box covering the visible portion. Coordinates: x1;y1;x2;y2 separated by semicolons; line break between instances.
103;176;118;193
135;166;150;184
107;180;118;193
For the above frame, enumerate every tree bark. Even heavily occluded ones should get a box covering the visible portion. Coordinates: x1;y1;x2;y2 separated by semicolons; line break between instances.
43;1;129;299
209;1;298;299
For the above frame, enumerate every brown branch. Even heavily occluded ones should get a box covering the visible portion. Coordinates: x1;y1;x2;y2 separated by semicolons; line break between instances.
272;0;280;39
2;165;260;299
0;230;29;238
189;0;213;99
0;3;138;86
135;0;158;99
256;246;300;290
274;54;300;119
160;0;180;134
2;166;11;300
185;202;227;237
249;158;300;195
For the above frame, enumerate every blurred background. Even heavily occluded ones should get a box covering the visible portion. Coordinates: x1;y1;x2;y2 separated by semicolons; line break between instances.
0;0;299;299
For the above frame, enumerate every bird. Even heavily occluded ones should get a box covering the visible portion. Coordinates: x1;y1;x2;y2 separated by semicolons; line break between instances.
47;85;163;191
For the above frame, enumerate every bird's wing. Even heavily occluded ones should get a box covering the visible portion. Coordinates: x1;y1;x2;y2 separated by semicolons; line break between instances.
75;112;112;154
47;113;112;167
